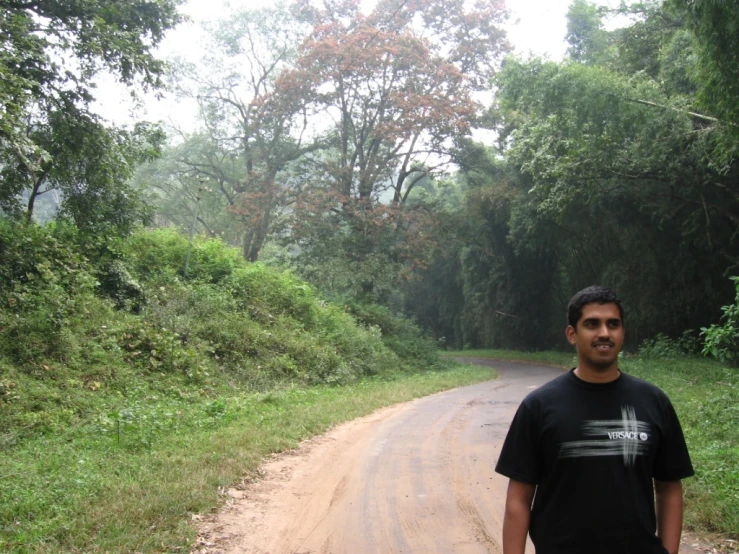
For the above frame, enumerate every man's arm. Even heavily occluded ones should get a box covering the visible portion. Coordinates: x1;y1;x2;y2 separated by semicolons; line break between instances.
655;479;684;554
502;478;536;554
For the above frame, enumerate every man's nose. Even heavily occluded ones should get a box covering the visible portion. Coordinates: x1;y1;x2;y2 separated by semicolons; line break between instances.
597;324;611;337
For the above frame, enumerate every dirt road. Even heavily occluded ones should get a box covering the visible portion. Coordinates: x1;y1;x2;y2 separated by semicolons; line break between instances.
194;360;704;554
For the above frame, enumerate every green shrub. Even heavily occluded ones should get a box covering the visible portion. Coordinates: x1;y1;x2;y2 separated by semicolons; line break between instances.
638;330;702;359
0;223;431;446
117;321;204;380
97;259;146;312
224;263;318;327
0;221;99;364
344;302;440;366
702;276;739;364
124;228;247;283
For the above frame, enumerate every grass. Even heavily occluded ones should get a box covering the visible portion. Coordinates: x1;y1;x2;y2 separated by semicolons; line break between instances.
445;349;739;539
623;355;739;537
0;361;496;553
442;349;575;368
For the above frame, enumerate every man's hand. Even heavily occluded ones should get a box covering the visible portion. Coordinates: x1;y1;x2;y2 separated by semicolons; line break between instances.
502;479;536;554
655;479;684;554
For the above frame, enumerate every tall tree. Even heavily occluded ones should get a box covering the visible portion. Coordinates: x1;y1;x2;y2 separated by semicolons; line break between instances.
269;0;509;299
282;0;508;206
132;134;240;243
566;0;611;64
669;0;739;161
160;4;314;261
0;0;182;226
486;52;738;342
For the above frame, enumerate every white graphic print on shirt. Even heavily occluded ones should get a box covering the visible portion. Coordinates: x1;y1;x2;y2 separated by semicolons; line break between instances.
558;405;650;466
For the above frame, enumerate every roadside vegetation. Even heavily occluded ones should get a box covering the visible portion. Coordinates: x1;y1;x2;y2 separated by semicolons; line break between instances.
444;348;739;540
0;222;495;553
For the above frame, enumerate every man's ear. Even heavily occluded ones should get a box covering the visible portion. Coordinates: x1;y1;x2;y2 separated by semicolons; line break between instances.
565;325;577;345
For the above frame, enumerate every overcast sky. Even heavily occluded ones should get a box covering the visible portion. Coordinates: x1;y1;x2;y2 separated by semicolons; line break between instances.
94;0;620;129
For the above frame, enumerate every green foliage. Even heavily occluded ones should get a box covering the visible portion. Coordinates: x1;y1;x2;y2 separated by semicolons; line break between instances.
658;29;700;95
401;151;563;351
124;227;247;283
118;322;203;378
407;0;739;353
472;51;737;347
638;331;702;359
224;263;318;325
381;0;739;356
0;221;98;363
701;277;739;364
344;302;440;368
132;135;245;247
0;223;438;447
0;0;181;228
566;0;611;64
609;1;685;80
670;0;739;160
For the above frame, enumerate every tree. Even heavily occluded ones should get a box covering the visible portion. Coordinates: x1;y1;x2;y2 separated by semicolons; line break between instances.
669;0;739;160
0;0;182;227
266;0;509;299
282;0;507;205
0;111;165;232
158;4;314;261
396;0;739;350
487;53;739;343
566;0;611;64
132;134;238;242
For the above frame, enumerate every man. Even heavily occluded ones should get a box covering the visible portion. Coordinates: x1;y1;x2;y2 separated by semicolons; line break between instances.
495;285;693;554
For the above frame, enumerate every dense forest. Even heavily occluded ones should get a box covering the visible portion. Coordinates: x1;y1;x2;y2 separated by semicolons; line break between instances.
2;0;739;355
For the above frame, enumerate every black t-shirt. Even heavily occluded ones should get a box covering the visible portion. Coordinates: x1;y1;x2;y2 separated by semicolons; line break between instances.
495;369;694;554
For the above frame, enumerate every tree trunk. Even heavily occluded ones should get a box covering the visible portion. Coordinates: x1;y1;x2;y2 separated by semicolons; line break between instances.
25;173;47;222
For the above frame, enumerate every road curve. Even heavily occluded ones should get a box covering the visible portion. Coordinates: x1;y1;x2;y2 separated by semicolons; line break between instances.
194;359;556;554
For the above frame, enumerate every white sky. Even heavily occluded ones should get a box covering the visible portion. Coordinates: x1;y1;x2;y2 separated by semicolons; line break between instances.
93;0;621;130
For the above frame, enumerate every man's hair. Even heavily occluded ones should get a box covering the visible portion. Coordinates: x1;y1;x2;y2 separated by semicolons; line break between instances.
567;285;625;328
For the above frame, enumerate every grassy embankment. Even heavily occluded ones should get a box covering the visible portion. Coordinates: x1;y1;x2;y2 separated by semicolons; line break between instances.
0;223;495;554
444;349;739;539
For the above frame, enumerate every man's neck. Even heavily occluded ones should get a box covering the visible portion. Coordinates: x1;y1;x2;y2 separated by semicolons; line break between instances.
574;365;620;384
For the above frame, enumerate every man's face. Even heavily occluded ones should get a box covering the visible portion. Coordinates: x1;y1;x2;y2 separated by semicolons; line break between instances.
566;302;624;372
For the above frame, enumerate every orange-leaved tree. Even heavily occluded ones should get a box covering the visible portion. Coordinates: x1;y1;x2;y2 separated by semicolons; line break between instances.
269;0;510;299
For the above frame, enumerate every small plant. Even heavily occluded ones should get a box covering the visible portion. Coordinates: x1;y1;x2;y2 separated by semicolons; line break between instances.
701;276;739;364
118;321;204;379
639;330;702;359
204;399;227;419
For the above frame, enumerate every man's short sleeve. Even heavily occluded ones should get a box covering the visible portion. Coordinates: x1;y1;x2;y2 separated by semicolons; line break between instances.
495;402;541;485
653;398;694;481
